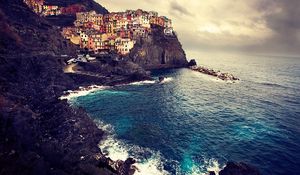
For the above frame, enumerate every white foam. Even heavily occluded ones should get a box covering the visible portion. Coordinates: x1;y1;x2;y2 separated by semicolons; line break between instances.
135;154;170;175
205;159;224;175
93;120;169;175
59;85;109;100
177;157;224;175
159;77;173;84
129;80;156;85
94;119;225;175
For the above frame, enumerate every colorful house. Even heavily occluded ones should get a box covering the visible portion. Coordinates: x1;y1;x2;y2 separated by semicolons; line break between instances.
23;0;44;14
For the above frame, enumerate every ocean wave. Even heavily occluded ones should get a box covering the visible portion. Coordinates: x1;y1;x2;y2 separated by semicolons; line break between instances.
159;77;173;84
94;119;224;175
258;82;287;89
59;85;109;100
128;77;174;86
128;80;157;86
94;120;170;175
180;154;223;175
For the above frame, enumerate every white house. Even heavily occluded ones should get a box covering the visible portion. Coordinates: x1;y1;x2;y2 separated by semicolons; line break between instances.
115;37;135;55
164;27;174;36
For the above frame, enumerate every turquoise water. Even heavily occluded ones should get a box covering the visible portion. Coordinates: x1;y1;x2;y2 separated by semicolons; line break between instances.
71;54;300;175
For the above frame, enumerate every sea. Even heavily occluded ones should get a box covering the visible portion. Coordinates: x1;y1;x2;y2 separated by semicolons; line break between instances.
67;53;300;175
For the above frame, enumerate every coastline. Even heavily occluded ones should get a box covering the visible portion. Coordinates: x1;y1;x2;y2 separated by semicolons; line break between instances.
60;77;222;175
58;77;175;175
59;73;253;175
0;1;264;175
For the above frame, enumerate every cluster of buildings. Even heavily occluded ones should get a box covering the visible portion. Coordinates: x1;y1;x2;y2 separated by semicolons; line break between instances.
63;10;174;55
23;0;84;16
23;0;175;56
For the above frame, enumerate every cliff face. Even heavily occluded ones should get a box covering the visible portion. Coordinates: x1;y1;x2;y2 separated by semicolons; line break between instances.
129;25;188;70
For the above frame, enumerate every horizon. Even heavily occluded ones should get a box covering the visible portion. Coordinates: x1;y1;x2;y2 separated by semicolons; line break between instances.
97;0;300;58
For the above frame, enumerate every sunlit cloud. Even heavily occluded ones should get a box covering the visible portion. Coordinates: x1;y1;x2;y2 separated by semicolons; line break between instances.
97;0;300;56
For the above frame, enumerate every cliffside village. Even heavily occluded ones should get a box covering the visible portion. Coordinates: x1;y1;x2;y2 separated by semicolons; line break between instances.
24;0;175;58
63;10;173;56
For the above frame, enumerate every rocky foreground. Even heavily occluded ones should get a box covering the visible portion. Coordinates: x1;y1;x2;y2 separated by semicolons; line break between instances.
0;0;259;175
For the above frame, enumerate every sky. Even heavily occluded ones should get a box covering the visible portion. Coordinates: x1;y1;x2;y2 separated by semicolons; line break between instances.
96;0;300;57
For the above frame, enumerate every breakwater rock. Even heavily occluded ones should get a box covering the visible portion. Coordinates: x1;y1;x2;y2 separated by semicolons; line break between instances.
188;59;239;81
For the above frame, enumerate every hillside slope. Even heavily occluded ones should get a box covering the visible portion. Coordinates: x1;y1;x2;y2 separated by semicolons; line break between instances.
0;1;143;175
44;0;109;26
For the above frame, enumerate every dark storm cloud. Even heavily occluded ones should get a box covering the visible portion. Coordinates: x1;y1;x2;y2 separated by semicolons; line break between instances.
259;0;300;30
170;1;192;16
252;0;300;55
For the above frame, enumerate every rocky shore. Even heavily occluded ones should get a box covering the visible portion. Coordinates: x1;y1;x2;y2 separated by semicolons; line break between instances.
0;0;259;175
188;59;239;81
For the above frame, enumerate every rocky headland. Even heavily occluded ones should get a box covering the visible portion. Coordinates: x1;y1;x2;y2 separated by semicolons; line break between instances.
129;25;188;70
0;0;258;175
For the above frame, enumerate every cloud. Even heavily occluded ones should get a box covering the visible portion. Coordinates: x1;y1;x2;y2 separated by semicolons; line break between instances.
97;0;300;56
245;0;300;55
169;1;192;16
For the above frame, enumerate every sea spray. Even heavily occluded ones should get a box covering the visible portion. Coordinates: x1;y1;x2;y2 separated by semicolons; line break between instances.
59;85;109;100
59;78;175;102
93;119;224;175
128;80;156;86
159;77;173;84
94;120;170;175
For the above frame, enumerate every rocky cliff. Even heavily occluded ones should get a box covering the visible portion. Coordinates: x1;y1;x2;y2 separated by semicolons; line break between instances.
129;25;188;70
0;0;146;175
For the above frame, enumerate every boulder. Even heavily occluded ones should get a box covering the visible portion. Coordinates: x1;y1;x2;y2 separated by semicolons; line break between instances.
219;162;261;175
159;76;165;82
188;59;197;67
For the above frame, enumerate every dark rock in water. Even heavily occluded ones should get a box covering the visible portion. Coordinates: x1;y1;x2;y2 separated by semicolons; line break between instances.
122;158;137;175
219;162;261;175
208;171;216;175
107;158;137;175
159;76;165;82
188;59;197;67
